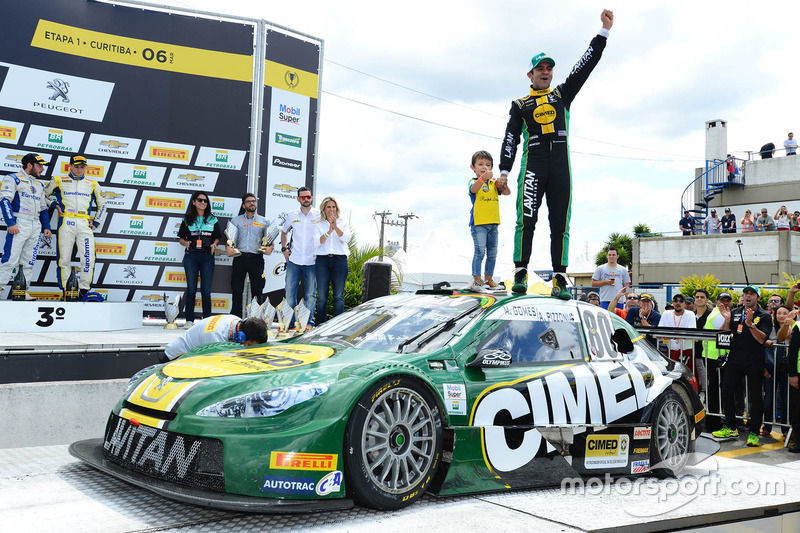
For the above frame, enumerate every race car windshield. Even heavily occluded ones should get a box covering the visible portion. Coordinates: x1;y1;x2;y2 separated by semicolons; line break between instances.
296;294;482;353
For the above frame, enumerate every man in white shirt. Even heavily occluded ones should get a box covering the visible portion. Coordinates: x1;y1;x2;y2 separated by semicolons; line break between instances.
659;293;697;364
785;132;797;156
590;246;630;309
280;187;320;328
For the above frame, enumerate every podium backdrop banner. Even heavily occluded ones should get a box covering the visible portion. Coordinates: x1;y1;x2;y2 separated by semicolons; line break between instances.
0;0;322;313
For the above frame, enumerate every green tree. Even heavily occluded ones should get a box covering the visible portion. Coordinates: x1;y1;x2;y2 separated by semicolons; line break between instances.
595;232;632;268
633;223;663;238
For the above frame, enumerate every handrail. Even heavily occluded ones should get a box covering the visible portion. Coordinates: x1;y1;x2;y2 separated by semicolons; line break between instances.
680;157;746;233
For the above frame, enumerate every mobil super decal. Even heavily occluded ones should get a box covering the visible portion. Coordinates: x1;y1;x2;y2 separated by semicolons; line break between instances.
470;360;670;473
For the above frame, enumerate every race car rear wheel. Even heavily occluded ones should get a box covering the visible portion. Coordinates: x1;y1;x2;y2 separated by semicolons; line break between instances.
650;389;690;477
345;376;442;510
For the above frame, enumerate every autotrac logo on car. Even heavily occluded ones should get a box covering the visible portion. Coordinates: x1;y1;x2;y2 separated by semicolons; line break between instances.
161;344;336;378
471;359;669;473
262;475;315;495
270;452;337;471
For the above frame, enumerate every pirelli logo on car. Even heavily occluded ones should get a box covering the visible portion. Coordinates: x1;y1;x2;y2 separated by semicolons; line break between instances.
269;452;337;471
162;344;336;379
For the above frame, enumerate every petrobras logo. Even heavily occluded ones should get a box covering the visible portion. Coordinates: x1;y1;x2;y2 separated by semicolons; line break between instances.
106;213;162;237
272;156;302;171
111;163;166;188
278;104;301;125
141;140;194;164
134;240;184;263
211;197;225;211
0;64;114;122
85;133;142;159
47;129;63;144
275;132;301;148
24;124;84;152
206;196;238;218
194;146;246;170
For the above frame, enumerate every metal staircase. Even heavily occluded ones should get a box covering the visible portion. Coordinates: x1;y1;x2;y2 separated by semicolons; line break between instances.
680;157;746;233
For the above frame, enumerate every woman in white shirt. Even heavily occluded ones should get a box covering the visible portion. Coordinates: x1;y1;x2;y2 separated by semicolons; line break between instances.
315;196;351;324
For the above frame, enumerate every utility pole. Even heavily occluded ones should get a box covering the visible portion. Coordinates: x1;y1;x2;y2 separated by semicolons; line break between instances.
397;213;417;252
373;211;393;260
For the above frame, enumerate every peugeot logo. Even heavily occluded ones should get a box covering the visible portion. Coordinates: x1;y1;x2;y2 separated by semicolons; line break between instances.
46;78;70;103
124;266;137;279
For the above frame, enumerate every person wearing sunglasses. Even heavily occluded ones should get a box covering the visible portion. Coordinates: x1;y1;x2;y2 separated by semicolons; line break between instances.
659;294;698;385
607;287;639;319
178;191;223;328
280;186;320;330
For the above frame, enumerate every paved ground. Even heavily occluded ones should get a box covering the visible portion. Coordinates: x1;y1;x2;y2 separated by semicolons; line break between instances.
2;441;800;533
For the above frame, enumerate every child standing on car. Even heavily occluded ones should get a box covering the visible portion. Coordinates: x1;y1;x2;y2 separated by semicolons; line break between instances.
468;151;510;292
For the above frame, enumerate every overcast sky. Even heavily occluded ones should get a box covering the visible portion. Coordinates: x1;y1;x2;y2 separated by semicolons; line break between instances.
158;0;799;277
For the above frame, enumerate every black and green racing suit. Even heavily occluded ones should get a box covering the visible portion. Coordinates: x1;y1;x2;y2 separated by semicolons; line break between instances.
499;30;608;274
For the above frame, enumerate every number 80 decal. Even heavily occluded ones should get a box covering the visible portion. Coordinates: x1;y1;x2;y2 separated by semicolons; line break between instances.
580;307;621;360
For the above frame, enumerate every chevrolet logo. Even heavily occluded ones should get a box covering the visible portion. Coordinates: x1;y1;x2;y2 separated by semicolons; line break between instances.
179;174;204;181
102;191;124;199
101;140;129;148
141;294;166;302
6;154;23;162
274;183;297;192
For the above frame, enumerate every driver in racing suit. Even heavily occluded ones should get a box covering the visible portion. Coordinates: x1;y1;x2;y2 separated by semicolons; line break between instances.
44;154;106;298
0;153;52;299
163;315;268;361
500;9;614;298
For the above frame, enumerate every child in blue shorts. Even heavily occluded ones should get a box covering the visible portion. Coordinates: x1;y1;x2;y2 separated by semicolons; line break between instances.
468;151;510;291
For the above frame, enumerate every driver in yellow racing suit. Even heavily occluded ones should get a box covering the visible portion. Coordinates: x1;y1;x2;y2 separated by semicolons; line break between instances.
45;154;106;298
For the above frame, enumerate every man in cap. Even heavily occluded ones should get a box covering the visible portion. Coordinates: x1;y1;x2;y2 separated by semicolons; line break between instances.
45;154;106;299
704;209;722;234
625;292;661;348
679;210;696;236
720;208;736;233
586;291;601;306
713;285;772;446
500;9;614;298
0;153;52;299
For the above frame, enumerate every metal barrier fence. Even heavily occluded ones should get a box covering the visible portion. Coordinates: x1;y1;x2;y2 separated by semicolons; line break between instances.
638;326;793;445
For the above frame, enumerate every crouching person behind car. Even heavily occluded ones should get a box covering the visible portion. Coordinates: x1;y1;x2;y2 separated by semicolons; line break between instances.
162;315;268;362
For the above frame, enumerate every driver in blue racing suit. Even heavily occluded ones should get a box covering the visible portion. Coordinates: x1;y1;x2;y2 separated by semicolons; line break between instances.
499;9;614;298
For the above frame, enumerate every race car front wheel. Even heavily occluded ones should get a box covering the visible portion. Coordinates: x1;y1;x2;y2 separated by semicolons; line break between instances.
344;376;443;510
650;389;690;477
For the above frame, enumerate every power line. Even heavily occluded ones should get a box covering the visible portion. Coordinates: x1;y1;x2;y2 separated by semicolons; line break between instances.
323;90;701;162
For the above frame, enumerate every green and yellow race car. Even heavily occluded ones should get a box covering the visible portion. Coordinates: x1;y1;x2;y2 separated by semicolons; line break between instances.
71;291;717;512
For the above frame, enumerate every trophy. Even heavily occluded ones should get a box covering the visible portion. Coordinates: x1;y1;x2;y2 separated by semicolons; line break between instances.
276;298;293;338
262;298;276;330
260;214;284;253
247;297;263;320
163;293;180;329
294;299;311;334
225;221;241;257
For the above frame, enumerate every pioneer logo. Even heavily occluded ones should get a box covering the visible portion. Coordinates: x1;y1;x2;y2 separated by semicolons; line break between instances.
272;156;302;171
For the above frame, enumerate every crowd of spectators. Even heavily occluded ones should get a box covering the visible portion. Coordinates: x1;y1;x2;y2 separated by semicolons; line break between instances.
681;205;800;235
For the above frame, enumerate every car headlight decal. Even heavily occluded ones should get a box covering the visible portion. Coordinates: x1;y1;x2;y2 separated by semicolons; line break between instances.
196;383;330;418
125;364;160;393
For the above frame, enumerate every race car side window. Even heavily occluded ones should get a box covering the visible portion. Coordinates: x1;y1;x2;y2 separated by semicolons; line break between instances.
477;319;583;364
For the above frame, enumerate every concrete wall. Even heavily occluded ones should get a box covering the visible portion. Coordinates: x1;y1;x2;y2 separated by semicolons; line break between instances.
0;379;127;449
633;231;800;285
708;155;800;211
